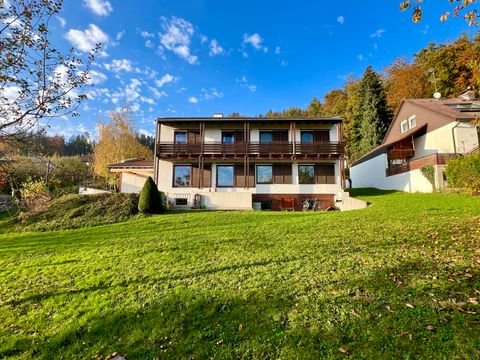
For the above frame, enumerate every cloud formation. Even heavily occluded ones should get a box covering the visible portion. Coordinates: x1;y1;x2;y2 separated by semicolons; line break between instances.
159;16;198;64
83;0;113;16
65;24;109;57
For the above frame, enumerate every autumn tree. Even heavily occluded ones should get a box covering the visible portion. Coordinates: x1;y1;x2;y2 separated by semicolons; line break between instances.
357;66;393;158
384;57;430;111
0;0;98;146
322;89;348;118
305;97;323;116
400;0;478;26
93;108;151;184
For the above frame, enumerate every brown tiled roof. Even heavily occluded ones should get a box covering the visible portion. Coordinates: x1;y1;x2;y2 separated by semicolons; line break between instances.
108;159;153;169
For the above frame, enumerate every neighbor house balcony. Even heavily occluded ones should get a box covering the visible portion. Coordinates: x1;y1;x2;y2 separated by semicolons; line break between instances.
157;141;344;159
387;148;415;160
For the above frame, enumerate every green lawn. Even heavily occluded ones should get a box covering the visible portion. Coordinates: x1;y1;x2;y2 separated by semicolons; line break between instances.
1;190;479;359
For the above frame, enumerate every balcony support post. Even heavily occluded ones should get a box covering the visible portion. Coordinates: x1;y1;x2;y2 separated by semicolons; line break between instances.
153;121;161;184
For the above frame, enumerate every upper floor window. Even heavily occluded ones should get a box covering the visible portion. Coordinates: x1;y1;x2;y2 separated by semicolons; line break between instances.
301;131;314;143
174;131;187;144
400;115;416;134
222;132;235;144
259;131;273;143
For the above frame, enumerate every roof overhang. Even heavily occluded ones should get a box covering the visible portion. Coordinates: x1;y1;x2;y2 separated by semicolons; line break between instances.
157;116;343;126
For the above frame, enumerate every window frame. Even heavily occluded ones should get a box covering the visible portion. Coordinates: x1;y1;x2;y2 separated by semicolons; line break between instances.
173;165;192;187
221;131;236;144
400;120;409;134
301;130;314;143
259;131;273;143
408;115;416;129
256;165;273;184
174;131;188;144
216;165;235;187
298;164;315;184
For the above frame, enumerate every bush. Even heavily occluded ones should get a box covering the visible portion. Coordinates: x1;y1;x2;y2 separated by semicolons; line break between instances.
420;165;436;190
445;152;480;195
20;179;51;211
18;193;139;232
138;177;164;214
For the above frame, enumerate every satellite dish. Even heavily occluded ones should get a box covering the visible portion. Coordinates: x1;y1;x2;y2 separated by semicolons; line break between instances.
433;92;442;99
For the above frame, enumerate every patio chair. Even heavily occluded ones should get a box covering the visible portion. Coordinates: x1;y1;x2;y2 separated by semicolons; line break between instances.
280;198;295;211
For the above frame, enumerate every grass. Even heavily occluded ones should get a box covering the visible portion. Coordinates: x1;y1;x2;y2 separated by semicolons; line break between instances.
0;189;479;359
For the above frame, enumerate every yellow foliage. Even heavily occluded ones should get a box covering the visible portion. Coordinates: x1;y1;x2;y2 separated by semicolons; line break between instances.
93;107;151;183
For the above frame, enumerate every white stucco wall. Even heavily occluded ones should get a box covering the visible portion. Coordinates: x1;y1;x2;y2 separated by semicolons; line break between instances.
350;153;433;193
454;122;479;154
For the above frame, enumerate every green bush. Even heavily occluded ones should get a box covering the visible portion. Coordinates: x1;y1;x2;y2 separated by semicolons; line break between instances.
138;177;164;214
445;152;480;195
420;165;436;190
18;193;139;231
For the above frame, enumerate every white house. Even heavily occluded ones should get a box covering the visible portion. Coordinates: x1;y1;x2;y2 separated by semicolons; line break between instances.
108;159;153;193
153;115;361;210
350;97;480;192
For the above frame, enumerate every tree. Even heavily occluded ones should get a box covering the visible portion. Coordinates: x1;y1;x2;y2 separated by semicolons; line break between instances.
0;0;98;146
384;57;430;111
400;0;478;26
65;133;93;156
136;134;155;152
93;108;151;184
305;97;323;116
343;78;363;162
322;89;348;117
357;66;393;158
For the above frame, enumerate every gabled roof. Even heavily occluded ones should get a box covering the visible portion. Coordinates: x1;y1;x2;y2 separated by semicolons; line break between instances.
108;159;153;169
351;97;480;167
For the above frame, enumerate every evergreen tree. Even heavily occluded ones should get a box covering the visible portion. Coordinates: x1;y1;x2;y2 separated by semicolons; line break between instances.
138;177;163;214
357;66;393;158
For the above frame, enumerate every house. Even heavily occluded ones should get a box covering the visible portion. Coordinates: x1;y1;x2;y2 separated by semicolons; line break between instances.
153;115;361;210
350;97;480;192
108;158;154;193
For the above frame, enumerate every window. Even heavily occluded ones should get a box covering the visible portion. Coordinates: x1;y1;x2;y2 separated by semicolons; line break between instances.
256;165;273;184
259;131;273;143
222;132;235;144
298;165;315;184
217;165;235;187
174;131;187;144
175;198;188;206
173;165;191;187
301;131;314;143
400;120;409;134
408;115;416;129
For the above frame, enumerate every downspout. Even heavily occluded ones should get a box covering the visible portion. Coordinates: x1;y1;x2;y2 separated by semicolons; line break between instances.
451;120;461;155
153;120;160;184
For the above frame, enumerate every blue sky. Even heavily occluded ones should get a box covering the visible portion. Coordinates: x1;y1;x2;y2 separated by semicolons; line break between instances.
49;0;475;138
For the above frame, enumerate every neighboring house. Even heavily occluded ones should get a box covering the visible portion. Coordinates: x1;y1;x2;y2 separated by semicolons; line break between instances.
153;115;353;210
108;159;154;193
351;97;480;192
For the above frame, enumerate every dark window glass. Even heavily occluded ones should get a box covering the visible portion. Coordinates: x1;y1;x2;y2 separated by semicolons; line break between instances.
222;132;235;144
259;132;273;143
174;165;191;187
217;165;234;187
256;165;273;184
301;131;314;143
174;132;187;144
299;165;315;184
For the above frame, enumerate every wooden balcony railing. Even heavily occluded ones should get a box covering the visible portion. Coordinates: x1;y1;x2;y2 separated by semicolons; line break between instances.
387;148;415;160
157;141;344;157
386;153;449;177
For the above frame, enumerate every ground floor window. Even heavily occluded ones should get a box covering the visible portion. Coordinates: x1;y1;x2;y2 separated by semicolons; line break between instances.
217;165;235;187
298;165;315;184
173;165;191;187
257;165;273;184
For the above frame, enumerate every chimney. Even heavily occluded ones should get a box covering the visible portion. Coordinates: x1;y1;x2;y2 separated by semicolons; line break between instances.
213;113;224;118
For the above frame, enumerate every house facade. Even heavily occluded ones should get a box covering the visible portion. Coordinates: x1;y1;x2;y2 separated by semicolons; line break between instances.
350;98;480;192
153;116;349;210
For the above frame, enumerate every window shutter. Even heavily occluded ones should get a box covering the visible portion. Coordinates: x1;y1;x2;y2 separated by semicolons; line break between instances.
248;164;255;187
315;164;335;184
191;165;200;188
283;164;292;184
314;130;330;143
273;131;288;142
234;131;244;143
273;165;283;184
188;130;201;144
203;164;212;187
235;165;245;188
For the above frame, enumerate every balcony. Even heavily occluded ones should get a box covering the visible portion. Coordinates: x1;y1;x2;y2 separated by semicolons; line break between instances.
387;148;415;160
157;141;344;159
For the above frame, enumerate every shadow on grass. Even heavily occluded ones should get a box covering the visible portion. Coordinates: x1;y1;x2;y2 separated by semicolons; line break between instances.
346;188;400;197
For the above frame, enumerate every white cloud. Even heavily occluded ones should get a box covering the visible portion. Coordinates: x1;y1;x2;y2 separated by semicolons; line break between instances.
104;59;133;73
140;96;155;105
357;54;365;61
155;74;177;87
243;33;264;50
56;16;66;28
337;16;345;25
201;88;223;100
274;46;281;55
116;31;125;41
138;128;154;137
200;35;208;44
140;31;155;38
370;29;386;38
188;96;198;104
209;39;225;56
65;24;109;57
86;70;107;84
83;0;113;16
159;16;198;64
373;43;378;50
236;76;257;92
149;87;167;99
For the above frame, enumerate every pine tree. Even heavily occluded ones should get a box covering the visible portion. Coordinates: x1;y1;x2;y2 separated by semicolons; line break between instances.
357;66;393;158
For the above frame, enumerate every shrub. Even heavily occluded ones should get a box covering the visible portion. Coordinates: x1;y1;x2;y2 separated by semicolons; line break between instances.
20;179;51;211
138;177;164;214
445;152;480;195
420;165;436;190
